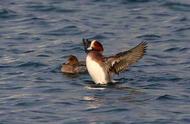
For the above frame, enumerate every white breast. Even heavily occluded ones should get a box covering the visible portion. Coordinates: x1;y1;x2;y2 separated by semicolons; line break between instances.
86;55;109;84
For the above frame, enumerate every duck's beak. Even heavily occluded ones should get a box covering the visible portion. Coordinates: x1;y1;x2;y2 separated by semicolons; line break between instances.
87;47;92;50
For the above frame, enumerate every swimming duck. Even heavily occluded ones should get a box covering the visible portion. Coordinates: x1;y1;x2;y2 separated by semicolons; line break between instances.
83;39;147;84
61;55;86;74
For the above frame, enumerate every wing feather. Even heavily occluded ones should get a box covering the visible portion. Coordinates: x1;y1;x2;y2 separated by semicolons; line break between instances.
106;42;147;74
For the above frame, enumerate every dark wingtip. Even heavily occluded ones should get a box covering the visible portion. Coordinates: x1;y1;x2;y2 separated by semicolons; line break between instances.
83;38;88;53
140;41;148;54
140;41;148;46
82;38;92;53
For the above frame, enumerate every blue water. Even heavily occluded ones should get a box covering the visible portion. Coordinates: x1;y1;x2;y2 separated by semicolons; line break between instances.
0;0;190;123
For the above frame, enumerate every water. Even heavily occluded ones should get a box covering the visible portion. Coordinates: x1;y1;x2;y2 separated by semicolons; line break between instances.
0;0;190;123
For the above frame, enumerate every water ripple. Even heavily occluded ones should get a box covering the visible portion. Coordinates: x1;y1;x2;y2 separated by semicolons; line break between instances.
0;8;17;19
120;0;151;4
156;94;178;101
42;26;83;36
174;27;190;32
163;1;190;12
164;47;190;52
18;62;47;68
26;2;79;13
136;34;161;40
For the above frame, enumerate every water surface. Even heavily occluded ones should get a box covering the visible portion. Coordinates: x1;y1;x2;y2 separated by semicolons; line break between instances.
0;0;190;123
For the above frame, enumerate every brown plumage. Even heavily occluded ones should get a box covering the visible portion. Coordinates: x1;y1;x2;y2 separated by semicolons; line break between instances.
106;42;147;74
61;55;86;74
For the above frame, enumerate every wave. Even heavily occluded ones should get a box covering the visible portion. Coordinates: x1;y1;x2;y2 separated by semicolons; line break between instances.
162;1;190;12
156;94;178;101
42;26;83;36
0;8;17;19
26;2;79;13
18;62;47;68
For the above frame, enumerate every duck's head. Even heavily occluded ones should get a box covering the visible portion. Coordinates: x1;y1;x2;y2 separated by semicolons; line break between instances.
66;55;79;65
87;40;104;52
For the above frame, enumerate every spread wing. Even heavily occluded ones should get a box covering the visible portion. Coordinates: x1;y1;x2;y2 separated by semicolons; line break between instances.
106;42;147;74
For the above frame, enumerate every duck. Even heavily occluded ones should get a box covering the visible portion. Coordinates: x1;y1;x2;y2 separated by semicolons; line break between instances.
83;39;147;84
61;55;87;74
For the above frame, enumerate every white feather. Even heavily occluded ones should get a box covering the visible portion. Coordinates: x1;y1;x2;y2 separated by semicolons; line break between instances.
86;55;108;84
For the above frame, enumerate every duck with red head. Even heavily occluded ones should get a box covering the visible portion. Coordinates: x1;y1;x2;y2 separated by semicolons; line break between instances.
85;39;147;84
87;40;104;52
61;55;86;74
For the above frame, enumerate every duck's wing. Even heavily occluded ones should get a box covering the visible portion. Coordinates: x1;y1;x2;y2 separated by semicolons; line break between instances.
106;42;147;74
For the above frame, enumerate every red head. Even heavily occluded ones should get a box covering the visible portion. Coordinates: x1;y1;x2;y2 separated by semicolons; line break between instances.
87;40;104;52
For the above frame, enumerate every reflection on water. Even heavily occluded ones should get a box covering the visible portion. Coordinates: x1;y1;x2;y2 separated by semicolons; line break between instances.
83;96;103;110
84;83;147;109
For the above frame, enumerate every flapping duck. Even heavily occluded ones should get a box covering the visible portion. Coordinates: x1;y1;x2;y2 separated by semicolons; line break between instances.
83;39;147;84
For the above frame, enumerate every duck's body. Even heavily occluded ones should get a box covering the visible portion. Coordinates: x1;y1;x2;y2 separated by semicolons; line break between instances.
86;51;111;84
84;39;147;84
61;55;86;74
